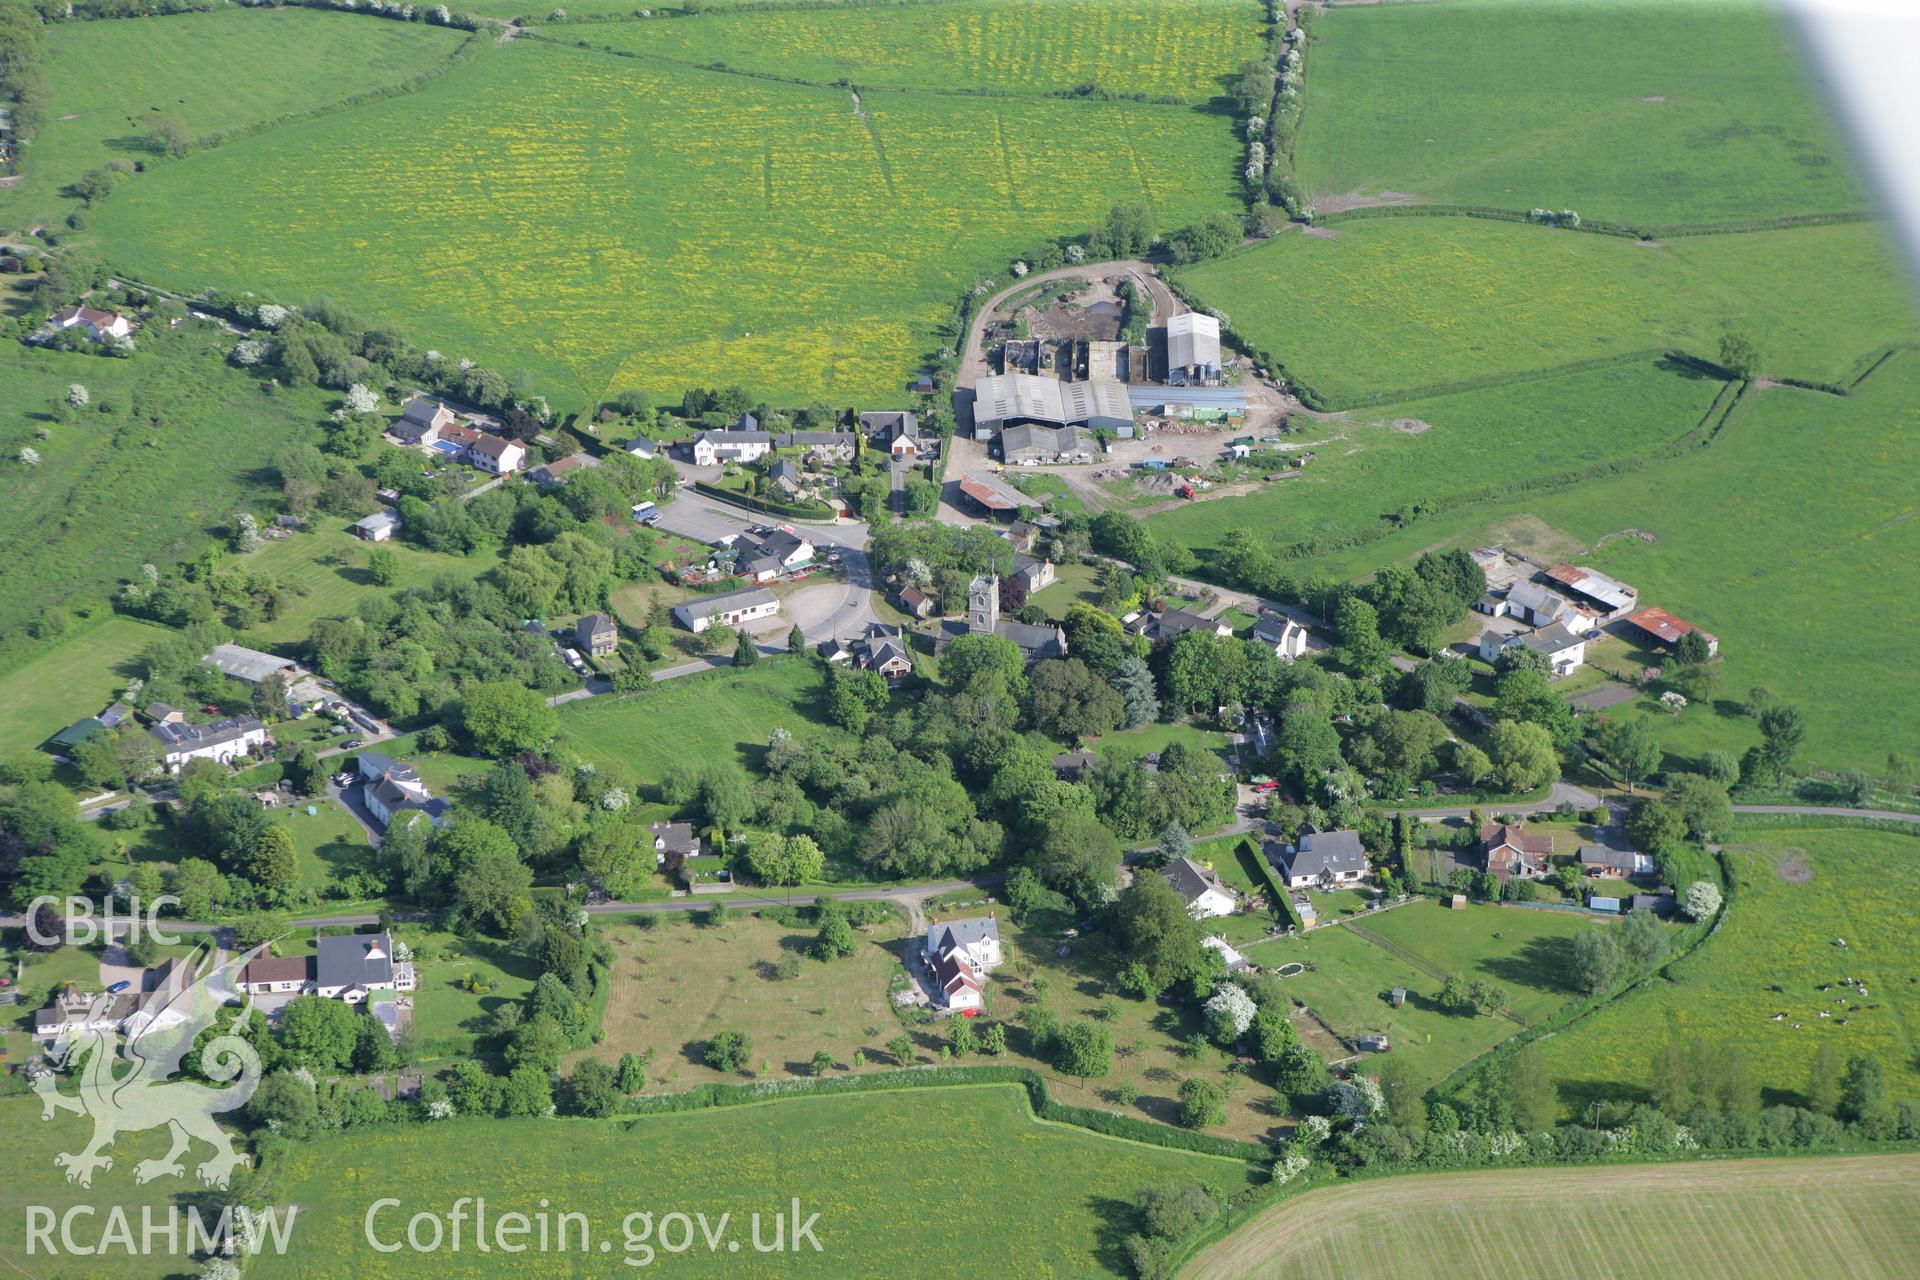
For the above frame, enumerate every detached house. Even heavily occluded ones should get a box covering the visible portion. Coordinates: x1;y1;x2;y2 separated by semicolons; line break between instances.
393;395;455;445
1251;613;1308;660
648;822;701;865
1579;845;1655;878
1481;823;1554;879
358;752;449;830
690;430;772;466
856;625;913;681
50;304;133;342
576;613;618;657
150;716;268;773
1269;830;1368;889
468;434;525;476
924;915;1001;1011
315;931;416;1004
859;410;922;458
1010;554;1055;595
1164;856;1236;920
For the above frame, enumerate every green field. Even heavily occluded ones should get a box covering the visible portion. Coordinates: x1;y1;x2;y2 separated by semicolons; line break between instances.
1183;1154;1920;1280
557;660;846;785
1242;923;1528;1096
0;615;170;755
0;325;341;640
578;0;1268;100
240;1087;1259;1278
1294;0;1870;227
1147;358;1730;558
6;8;469;231
1235;356;1920;773
91;37;1244;406
1533;827;1920;1119
1175;218;1916;405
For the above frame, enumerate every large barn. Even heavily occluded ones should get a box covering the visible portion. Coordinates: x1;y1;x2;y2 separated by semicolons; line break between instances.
972;372;1133;436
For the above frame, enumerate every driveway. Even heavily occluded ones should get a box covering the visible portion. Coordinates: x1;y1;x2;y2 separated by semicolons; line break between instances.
326;778;386;847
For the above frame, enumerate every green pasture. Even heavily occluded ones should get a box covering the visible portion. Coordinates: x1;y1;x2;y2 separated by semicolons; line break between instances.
7;8;468;231
556;659;846;786
1295;0;1869;227
1175;218;1916;405
576;0;1269;101
245;1087;1260;1278
0;325;337;645
1532;826;1920;1119
90;39;1244;405
1265;355;1920;774
1356;900;1617;1026
1147;358;1729;559
0;616;171;756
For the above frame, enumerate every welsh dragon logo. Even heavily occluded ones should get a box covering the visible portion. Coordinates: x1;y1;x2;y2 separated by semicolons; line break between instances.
33;943;267;1189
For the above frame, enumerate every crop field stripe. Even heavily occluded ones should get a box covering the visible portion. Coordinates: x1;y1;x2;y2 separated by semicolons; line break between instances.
992;108;1021;212
858;103;899;199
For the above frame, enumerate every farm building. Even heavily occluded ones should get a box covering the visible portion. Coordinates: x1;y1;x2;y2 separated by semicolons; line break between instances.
1624;606;1719;657
1543;564;1638;618
1505;579;1585;630
672;587;779;633
203;644;298;685
352;508;401;542
1164;312;1222;384
973;372;1132;435
1000;423;1095;465
957;469;1042;518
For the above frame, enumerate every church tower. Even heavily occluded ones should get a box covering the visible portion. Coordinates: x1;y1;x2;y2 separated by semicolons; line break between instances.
968;575;999;636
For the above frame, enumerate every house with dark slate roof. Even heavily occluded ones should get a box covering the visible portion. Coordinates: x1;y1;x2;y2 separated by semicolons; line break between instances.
1269;830;1368;888
315;931;415;1004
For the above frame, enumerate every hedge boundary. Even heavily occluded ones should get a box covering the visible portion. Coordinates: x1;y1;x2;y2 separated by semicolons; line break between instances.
1312;203;1877;242
614;1066;1273;1161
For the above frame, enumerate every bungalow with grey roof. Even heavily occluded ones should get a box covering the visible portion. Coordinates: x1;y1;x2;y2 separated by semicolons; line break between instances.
673;587;779;633
1164;856;1236;919
1269;830;1368;888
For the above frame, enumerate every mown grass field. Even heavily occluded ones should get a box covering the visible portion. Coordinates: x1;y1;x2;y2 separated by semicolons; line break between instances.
1249;355;1920;773
556;659;846;784
8;8;468;231
1356;899;1618;1027
1174;218;1916;405
1147;358;1730;558
1241;924;1519;1097
1182;1154;1920;1280
241;1087;1260;1279
0;325;336;641
578;0;1268;100
1294;0;1869;227
1533;827;1920;1119
399;926;543;1062
581;911;910;1086
91;38;1244;406
0;615;169;755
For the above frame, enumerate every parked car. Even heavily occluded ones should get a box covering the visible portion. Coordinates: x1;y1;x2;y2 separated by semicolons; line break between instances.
1251;780;1281;793
342;737;364;749
106;981;131;995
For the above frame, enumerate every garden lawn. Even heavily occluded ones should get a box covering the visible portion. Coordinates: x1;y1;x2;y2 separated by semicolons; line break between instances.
578;0;1269;101
1532;827;1920;1120
1295;0;1869;227
0;325;338;655
1354;900;1610;1026
267;799;378;892
9;8;469;231
1173;218;1916;406
398;927;541;1062
244;1087;1261;1279
1259;354;1920;774
90;39;1244;406
1146;358;1728;561
1026;561;1103;617
0;616;171;757
556;659;846;786
1182;1155;1920;1280
1239;925;1516;1096
580;911;909;1086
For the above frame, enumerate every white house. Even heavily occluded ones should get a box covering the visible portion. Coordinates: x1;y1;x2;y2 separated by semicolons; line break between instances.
1482;623;1588;677
689;430;772;466
357;752;449;829
672;586;779;633
925;915;1001;1010
467;434;525;475
315;931;416;1004
50;304;133;342
150;716;268;773
1251;612;1308;660
1164;856;1236;920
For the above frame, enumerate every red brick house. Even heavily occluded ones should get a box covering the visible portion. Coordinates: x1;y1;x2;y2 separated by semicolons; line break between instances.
1480;822;1553;879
